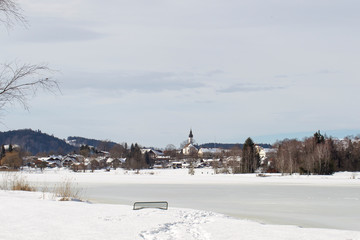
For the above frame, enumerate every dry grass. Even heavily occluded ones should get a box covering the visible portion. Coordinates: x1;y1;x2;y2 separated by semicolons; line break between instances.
0;169;18;172
52;178;82;201
11;177;36;191
1;173;83;201
0;173;35;191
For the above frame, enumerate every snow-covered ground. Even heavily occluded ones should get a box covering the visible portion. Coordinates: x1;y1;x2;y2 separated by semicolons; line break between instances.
1;190;360;240
1;168;360;239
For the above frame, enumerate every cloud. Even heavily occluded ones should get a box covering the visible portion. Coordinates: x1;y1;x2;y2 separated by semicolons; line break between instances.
217;83;286;93
115;72;206;92
13;17;105;43
62;70;208;93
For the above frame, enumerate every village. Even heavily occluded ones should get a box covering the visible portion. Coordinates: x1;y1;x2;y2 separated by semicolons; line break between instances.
0;129;273;173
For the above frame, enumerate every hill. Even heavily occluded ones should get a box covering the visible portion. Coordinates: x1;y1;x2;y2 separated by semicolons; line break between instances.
66;136;117;150
199;142;272;149
0;129;76;155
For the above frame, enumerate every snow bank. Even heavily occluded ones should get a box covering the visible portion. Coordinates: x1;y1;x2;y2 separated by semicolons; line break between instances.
1;190;359;240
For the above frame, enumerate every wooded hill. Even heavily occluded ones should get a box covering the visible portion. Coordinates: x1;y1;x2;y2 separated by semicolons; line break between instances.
199;143;272;149
0;129;76;155
67;136;117;149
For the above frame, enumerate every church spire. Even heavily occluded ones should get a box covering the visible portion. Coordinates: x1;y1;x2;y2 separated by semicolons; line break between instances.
188;129;193;144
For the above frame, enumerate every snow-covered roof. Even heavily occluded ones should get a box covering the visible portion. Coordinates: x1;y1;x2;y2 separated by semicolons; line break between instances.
263;148;276;153
198;148;222;154
202;158;221;162
38;155;63;162
3;144;20;150
141;149;164;156
171;161;183;164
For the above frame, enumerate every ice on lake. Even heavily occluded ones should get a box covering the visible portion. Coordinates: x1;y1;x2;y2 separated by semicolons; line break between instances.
83;183;360;231
24;169;360;231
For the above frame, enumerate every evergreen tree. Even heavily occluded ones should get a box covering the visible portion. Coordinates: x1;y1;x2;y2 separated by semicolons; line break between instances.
241;137;260;173
145;152;151;166
1;144;5;158
314;130;325;144
126;143;146;169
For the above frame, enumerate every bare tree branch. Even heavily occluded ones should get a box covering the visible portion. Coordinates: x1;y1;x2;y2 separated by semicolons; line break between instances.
0;2;60;113
0;62;60;111
0;0;27;28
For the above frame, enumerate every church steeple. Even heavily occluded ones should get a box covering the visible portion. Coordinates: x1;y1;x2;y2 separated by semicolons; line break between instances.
188;129;193;144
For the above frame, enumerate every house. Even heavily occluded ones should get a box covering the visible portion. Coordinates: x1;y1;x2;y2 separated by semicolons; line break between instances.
106;157;124;169
171;161;183;169
62;155;79;167
201;158;222;167
255;146;276;164
141;149;163;158
38;155;62;168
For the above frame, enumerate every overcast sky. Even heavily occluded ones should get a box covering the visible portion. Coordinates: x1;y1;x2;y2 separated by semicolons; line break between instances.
1;0;360;148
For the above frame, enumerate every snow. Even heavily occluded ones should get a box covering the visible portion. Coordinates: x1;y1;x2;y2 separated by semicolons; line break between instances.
1;169;360;239
1;190;359;240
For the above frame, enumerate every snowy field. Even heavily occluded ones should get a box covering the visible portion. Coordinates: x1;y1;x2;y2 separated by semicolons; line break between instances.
1;169;360;239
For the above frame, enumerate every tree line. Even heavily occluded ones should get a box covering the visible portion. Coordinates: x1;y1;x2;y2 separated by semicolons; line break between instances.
270;131;360;175
79;142;153;170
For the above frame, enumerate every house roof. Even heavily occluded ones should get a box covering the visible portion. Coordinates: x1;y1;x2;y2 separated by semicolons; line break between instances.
198;148;222;154
141;149;164;156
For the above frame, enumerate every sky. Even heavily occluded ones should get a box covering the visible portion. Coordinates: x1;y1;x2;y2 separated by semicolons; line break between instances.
1;0;360;148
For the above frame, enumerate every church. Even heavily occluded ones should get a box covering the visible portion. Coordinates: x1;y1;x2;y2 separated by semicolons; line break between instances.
182;129;198;155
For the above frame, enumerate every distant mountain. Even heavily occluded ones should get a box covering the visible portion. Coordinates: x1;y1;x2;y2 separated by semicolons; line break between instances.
199;142;272;149
0;129;77;155
66;136;117;150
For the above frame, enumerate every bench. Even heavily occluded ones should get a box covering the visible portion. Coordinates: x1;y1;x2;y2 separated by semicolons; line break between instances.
133;201;168;210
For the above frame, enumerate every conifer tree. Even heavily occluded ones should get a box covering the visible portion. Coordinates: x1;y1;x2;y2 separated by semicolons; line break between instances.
241;137;260;173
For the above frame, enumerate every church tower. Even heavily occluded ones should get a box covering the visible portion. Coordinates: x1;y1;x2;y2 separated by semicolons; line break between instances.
183;129;197;156
188;129;194;144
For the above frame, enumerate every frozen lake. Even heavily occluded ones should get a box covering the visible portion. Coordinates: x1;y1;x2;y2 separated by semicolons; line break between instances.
82;183;360;231
20;169;360;232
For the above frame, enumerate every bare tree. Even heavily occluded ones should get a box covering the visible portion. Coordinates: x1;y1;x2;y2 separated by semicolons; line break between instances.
98;140;111;152
0;63;59;111
0;0;27;29
274;139;301;175
227;145;241;173
1;1;59;114
164;144;177;158
110;143;126;158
